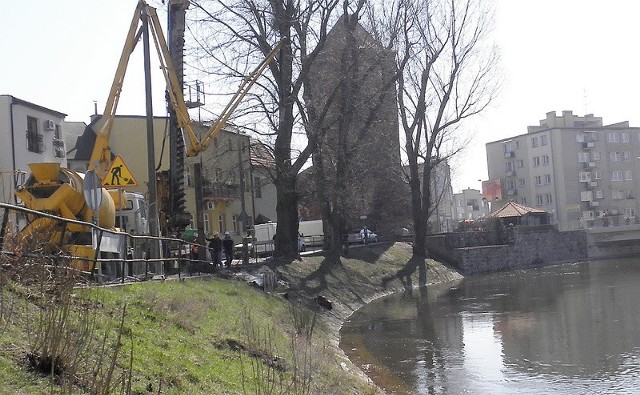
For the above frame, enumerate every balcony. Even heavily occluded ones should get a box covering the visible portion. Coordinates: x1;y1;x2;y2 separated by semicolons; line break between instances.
506;170;516;177
586;181;598;188
582;161;596;169
582;141;595;149
203;181;240;200
589;201;600;207
506;189;517;196
504;151;515;158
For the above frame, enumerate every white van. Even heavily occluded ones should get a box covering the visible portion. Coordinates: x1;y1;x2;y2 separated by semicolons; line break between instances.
298;220;324;246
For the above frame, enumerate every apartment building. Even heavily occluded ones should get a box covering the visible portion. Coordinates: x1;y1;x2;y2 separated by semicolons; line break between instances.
453;188;489;221
0;95;67;204
486;110;640;231
70;115;277;241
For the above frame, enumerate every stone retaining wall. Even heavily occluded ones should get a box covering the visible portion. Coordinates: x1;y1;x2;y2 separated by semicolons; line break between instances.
426;226;587;274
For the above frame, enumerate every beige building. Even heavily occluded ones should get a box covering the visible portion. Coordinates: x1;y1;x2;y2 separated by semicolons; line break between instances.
453;188;489;222
486;111;640;230
68;115;276;243
0;95;68;203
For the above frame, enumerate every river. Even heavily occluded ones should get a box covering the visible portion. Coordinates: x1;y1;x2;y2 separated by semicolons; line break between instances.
340;258;640;394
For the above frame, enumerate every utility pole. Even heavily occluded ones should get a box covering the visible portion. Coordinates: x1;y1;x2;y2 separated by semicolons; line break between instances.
237;128;249;265
142;6;159;260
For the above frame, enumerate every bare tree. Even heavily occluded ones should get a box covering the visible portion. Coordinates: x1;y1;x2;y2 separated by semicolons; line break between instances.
187;0;343;259
302;3;408;256
366;0;499;258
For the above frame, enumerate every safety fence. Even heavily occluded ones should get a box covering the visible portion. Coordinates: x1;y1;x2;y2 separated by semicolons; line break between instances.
0;202;220;284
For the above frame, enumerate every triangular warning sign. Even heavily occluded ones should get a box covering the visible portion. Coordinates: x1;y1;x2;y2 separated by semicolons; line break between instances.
102;155;138;187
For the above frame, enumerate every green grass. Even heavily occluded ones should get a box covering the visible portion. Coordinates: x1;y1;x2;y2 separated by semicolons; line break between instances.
0;242;461;394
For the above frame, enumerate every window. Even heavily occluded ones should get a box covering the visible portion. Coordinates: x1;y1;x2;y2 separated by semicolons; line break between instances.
531;137;539;147
623;151;631;161
204;214;210;235
610;152;621;162
228;139;233;151
254;176;262;198
518;178;525;186
506;180;516;190
578;152;589;162
611;170;623;181
594;170;602;180
625;170;633;181
545;194;553;204
581;191;593;202
624;208;636;218
592;151;601;161
218;214;225;234
536;195;544;205
54;124;62;140
622;132;630;143
505;162;514;172
515;141;520;149
576;132;585;143
521;197;528;204
215;168;222;182
26;116;43;153
232;215;239;234
540;135;548;146
579;172;592;182
612;190;625;200
185;166;192;186
533;157;540;166
535;175;542;186
504;143;513;153
542;155;550;165
607;132;620;143
595;190;604;199
516;159;524;168
544;174;551;184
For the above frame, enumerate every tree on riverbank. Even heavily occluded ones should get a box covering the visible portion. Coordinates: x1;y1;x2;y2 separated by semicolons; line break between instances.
365;0;500;259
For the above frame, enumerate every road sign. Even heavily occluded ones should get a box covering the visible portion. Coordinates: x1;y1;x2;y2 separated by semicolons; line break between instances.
102;155;138;187
83;170;103;211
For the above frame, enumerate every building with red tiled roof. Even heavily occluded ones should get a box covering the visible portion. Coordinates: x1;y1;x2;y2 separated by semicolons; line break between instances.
487;201;550;226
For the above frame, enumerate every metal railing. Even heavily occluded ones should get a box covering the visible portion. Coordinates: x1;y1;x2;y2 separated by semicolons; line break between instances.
0;202;215;284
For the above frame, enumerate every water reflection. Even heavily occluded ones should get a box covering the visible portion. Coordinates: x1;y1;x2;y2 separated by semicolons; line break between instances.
341;259;640;394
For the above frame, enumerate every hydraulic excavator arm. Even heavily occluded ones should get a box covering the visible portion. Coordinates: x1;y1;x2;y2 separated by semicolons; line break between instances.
89;0;281;180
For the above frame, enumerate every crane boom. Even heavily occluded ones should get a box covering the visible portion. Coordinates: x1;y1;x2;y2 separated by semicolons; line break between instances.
88;0;281;182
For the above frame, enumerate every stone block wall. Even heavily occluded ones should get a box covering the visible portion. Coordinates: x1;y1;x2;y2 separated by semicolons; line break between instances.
426;226;587;275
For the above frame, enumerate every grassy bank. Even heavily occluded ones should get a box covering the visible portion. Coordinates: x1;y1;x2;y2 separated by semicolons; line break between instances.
0;242;461;394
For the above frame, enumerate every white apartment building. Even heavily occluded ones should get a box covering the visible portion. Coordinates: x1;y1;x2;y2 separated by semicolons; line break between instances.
0;95;67;203
453;188;489;221
486;111;640;231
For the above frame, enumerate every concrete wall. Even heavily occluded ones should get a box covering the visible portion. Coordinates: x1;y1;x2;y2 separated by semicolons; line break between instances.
427;226;587;275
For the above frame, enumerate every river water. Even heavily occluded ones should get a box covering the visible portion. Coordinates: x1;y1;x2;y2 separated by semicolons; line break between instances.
340;258;640;394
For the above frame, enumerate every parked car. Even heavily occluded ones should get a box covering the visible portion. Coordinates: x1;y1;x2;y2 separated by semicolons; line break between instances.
346;228;379;244
360;229;378;243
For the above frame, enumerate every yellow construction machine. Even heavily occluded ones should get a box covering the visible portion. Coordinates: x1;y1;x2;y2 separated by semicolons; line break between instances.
12;0;281;271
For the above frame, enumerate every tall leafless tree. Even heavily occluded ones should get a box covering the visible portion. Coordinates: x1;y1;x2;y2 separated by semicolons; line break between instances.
187;0;345;259
366;0;499;258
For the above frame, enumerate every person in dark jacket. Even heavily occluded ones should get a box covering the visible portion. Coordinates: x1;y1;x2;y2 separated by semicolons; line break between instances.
222;231;234;268
206;232;222;267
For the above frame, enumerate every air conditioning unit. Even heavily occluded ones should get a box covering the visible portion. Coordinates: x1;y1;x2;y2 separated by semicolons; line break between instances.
43;119;55;131
206;201;214;210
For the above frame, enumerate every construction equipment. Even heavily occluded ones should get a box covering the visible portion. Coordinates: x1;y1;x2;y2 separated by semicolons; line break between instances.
11;0;280;270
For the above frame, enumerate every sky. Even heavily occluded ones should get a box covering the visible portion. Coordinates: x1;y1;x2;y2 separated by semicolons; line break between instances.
3;1;640;193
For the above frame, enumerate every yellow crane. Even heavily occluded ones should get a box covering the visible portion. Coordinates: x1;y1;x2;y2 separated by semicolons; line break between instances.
12;0;281;270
